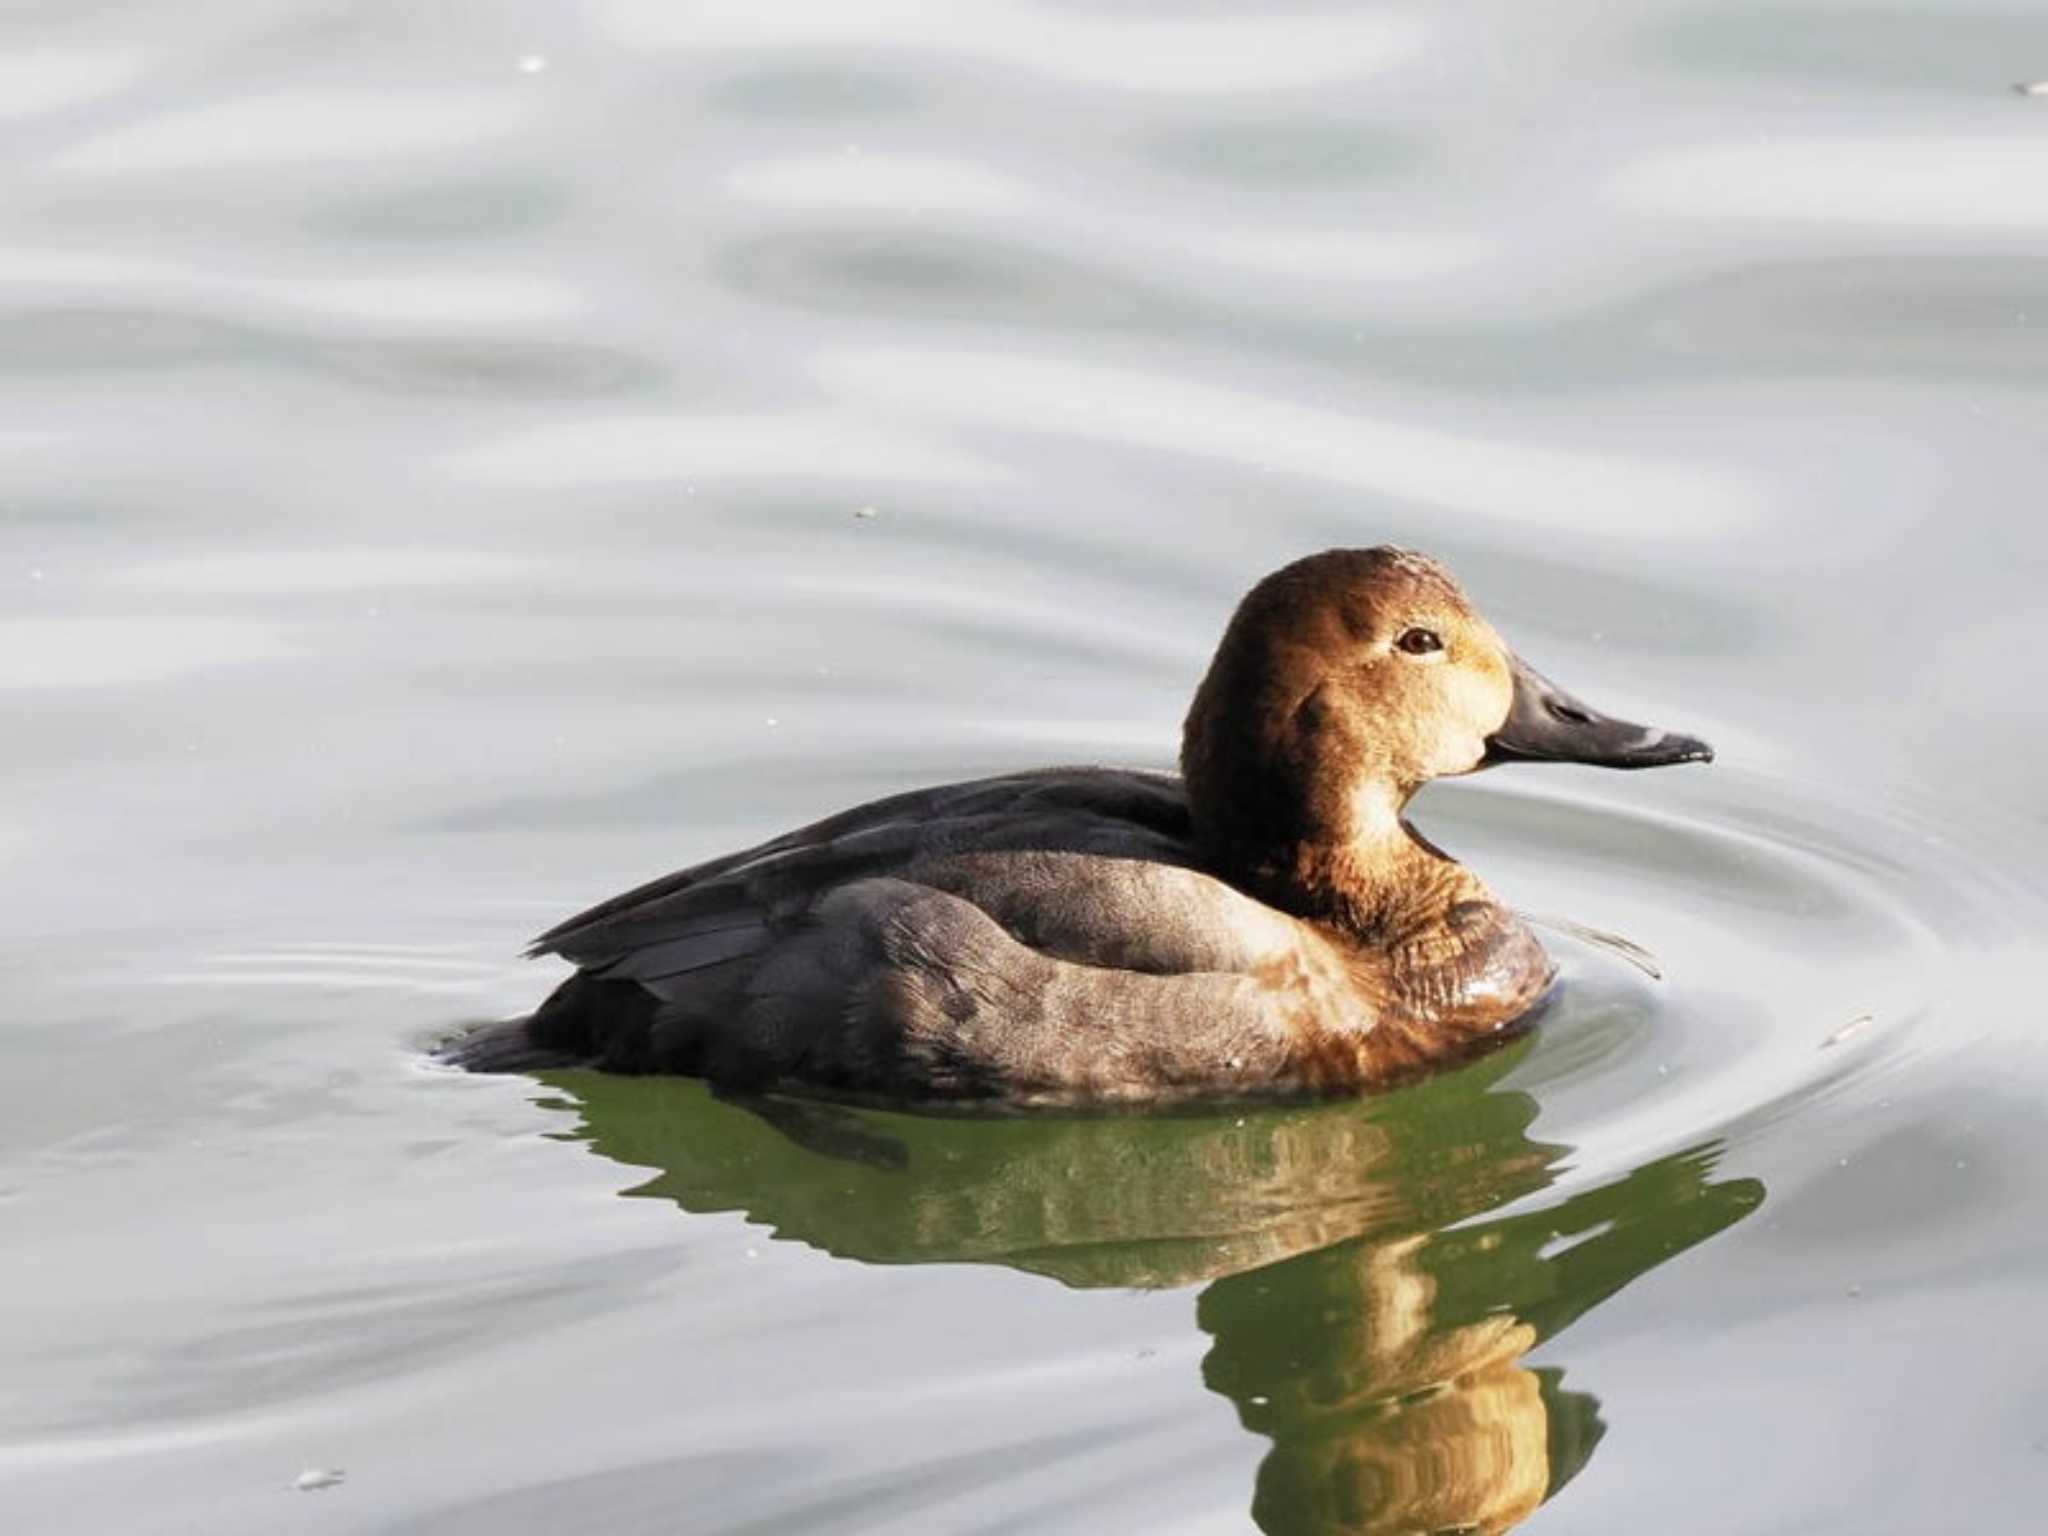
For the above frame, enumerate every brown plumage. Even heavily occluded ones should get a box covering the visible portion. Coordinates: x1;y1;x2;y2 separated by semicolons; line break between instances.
445;547;1711;1102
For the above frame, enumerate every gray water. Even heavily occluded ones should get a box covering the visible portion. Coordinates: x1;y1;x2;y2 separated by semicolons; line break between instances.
6;2;2048;1531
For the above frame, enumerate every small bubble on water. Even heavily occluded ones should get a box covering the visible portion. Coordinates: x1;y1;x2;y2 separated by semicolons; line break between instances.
29;567;45;582
294;1468;345;1492
764;717;779;728
517;54;548;74
1956;1159;1970;1171
1837;1157;1851;1168
743;1247;759;1260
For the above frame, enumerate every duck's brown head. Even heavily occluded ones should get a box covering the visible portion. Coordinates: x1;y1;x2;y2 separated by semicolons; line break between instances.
1181;548;1710;921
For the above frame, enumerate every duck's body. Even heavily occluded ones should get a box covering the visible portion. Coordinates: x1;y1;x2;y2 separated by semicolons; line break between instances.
456;766;1552;1100
449;549;1709;1101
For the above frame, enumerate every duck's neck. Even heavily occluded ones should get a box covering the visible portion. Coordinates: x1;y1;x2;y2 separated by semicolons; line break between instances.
1196;780;1555;1045
1198;777;1467;933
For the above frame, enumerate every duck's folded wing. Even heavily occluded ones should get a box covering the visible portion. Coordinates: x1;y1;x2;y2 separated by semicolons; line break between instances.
908;848;1310;979
540;821;929;981
530;767;1194;983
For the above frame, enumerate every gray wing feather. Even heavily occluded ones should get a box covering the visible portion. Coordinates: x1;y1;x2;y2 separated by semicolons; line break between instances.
595;917;774;987
533;767;1192;975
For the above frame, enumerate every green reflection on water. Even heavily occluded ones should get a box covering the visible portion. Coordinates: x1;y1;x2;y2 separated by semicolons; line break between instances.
540;1047;1761;1535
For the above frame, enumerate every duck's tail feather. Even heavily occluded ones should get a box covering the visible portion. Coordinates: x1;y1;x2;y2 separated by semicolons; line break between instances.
437;1016;593;1073
440;970;669;1074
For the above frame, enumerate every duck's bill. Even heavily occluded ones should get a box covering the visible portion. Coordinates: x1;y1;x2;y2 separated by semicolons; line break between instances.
1482;654;1714;770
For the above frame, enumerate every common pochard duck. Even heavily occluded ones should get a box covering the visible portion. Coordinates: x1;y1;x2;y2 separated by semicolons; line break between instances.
448;548;1710;1100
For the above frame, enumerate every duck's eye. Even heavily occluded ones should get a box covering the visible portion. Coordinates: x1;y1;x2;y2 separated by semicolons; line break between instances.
1395;627;1443;656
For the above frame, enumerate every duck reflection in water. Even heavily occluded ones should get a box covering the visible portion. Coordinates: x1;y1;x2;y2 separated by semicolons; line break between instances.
538;1042;1760;1535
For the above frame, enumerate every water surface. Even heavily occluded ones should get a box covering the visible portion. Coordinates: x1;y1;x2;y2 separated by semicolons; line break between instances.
5;2;2048;1531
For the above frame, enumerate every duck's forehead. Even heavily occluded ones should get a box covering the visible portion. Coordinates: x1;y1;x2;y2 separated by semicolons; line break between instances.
1248;547;1474;639
1372;546;1455;585
1354;550;1469;613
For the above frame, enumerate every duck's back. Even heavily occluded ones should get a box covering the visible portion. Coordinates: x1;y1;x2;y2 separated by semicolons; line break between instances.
449;768;1342;1099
